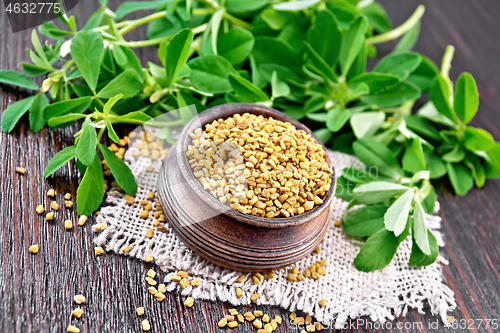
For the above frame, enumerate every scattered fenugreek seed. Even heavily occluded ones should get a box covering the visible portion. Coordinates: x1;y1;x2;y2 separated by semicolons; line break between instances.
178;271;188;278
270;319;278;330
237;314;244;323
218;318;228;328
153;219;160;227
254;272;263;281
229;309;238;316
275;315;282;324
28;245;39;254
157;225;168;233
139;210;149;219
304;269;311;278
224;315;235;322
228;321;238;328
136;307;144;316
64;220;72;229
158;284;166;293
334;220;343;227
142;319;150;331
313;246;320;254
72;308;83;318
123;245;133;253
250;293;259;301
235;287;243;297
148;287;157;295
289;312;297;319
317;259;327;266
293;317;304;325
144;203;152;211
297;275;305;281
146;165;154;172
262;314;270;323
266;271;275;279
184;297;194;308
64;193;71;200
125;194;135;204
292;267;299;274
147;269;156;278
179;278;188;289
47;189;55;197
46;212;54;221
154;292;165;301
317;267;326;275
253;310;263;317
171;275;181;282
95;222;107;230
318;298;326;307
191;278;200;287
288;273;297;282
253;319;263;329
36;205;44;214
16;167;25;175
145;277;157;286
78;215;87;226
264;323;273;333
94;247;104;255
74;295;86;304
147;191;155;200
305;315;312;323
140;200;148;206
306;324;315;332
244;312;255;321
51;201;59;211
311;272;320;280
145;254;153;262
252;275;260;284
67;325;80;333
315;322;324;331
236;275;246;283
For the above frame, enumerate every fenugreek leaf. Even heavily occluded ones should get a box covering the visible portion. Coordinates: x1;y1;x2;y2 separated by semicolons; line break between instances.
274;0;320;11
103;94;123;116
70;30;104;92
1;96;36;133
271;71;290;98
429;75;458;124
47;113;87;128
384;188;413;236
352;137;404;178
464;127;495;151
97;69;143;99
409;230;438;266
44;145;77;178
454;72;479;124
76;118;97;166
446;162;474;196
412;201;430;255
344;205;387;237
306;9;342;67
99;144;137;195
188;55;239;94
115;0;165;19
339;15;368;76
217;27;255;66
228;73;269;102
29;93;49;132
165;29;194;87
43;96;92;120
76;154;104;216
0;70;38;90
353;182;409;205
105;120;120;143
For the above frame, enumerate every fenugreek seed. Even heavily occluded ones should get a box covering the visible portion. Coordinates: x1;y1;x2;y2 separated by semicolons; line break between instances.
154;292;166;301
47;189;55;197
78;215;87;226
311;272;320;280
258;330;266;333
225;315;235;322
67;325;80;333
252;275;260;284
148;287;157;295
136;307;144;316
294;317;304;325
178;271;188;278
229;309;238;316
254;272;264;281
46;212;54;221
319;298;327;307
292;267;299;274
253;319;263;329
313;246;320;254
250;293;259;301
139;210;149;219
123;245;133;253
72;308;83;318
228;321;238;328
305;315;312;323
51;201;59;211
158;284;166;293
244;312;255;321
62;220;72;229
74;295;86;304
289;312;296;319
145;277;157;286
304;269;311;278
235;287;243;297
146;228;154;239
125;194;135;204
94;246;104;255
262;314;270;323
297;274;305;281
36;205;44;214
147;191;155;200
29;245;39;254
144;203;152;211
64;193;71;200
288;273;297;282
317;267;326;275
140;200;148;206
253;310;263;317
191;278;200;287
171;275;181;282
95;222;107;230
142;319;150;331
237;314;244;323
264;323;273;333
147;269;156;278
275;315;282;324
266;271;275;279
317;259;327;266
271;319;278;330
306;324;315;332
16;167;25;175
218;318;228;328
315;322;324;331
153;219;160;226
334;219;343;227
236;275;245;283
184;297;194;308
146;165;154;172
145;254;153;262
179;278;188;289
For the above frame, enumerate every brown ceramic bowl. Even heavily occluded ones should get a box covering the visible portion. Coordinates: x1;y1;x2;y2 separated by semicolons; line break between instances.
158;103;336;272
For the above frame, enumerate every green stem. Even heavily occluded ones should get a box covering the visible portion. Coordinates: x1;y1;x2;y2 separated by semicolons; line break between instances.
440;45;455;80
149;119;184;127
119;11;167;35
367;5;425;45
93;96;105;108
223;12;253;30
97;127;106;142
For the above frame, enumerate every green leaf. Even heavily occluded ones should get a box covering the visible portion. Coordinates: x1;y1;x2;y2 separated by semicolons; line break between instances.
344;205;387;237
363;81;421;108
83;8;105;30
384;188;413;236
44;145;77;178
353;182;409;205
70;30;104;92
105;119;120;143
422;186;437;214
22;63;49;76
76;118;97;166
342;167;378;184
271;71;290;98
113;46;143;80
77;154;104;216
335;175;355;201
228;73;269;102
274;0;320;11
313;128;331;145
464;127;494;151
484;143;500;178
412;201;430;255
0;70;38;90
99;144;137;195
97;69;143;99
303;41;338;83
429;75;458;124
354;226;409;272
454;72;479;124
210;9;224;55
48;113;87;129
28;93;49;132
424;152;447;179
1;96;36;133
112;112;152;125
405;115;440;140
218;27;255;65
31;30;49;64
225;0;268;12
352;137;404;178
442;145;465;163
464;155;486;188
446;162;474;196
394;19;420;53
326;108;350;133
373;52;422;80
188;55;239;94
409;230;439;266
115;0;165;19
360;2;391;33
339;15;368;76
43;96;92;120
402;138;426;173
406;56;439;93
350;111;385;138
103;94;123;116
307;9;342;67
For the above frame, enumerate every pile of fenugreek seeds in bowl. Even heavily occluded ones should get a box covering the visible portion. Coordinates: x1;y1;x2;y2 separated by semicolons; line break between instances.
185;113;334;218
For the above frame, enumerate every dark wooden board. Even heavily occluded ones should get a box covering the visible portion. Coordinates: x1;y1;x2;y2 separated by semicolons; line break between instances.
0;0;499;332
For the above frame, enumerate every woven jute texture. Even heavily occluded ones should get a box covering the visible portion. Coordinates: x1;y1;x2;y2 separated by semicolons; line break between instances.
94;134;455;329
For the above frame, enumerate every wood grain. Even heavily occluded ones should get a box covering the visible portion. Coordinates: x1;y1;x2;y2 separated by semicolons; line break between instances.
0;0;499;332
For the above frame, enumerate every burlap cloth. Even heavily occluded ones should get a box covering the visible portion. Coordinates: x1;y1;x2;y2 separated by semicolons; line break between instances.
94;133;455;329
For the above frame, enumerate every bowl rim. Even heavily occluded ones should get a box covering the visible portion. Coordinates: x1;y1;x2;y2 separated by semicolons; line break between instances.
175;102;336;229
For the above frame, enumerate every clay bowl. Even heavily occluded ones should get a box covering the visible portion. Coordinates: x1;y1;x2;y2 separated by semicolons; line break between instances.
158;103;336;272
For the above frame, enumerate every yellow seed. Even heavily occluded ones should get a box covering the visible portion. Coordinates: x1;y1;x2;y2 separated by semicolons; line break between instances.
305;315;312;323
252;275;260;284
317;259;327;266
244;312;255;321
253;310;263;317
145;254;153;262
95;222;107;230
264;323;273;333
125;194;135;204
289;312;297;319
292;267;299;274
78;215;87;226
123;245;133;253
191;278;200;287
171;275;181;282
271;319;278;330
47;189;55;197
306;324;315;332
64;220;72;229
136;307;144;316
275;315;282;324
103;169;112;176
288;273;297;282
218;318;228;328
229;309;238;316
317;267;326;275
139;210;149;219
36;205;44;214
146;228;154;239
94;246;104;255
154;292;166;301
148;287;157;295
28;245;39;254
51;201;59;211
334;220;343;227
253;319;263;329
178;271;188;278
313;246;320;254
72;308;83;318
304;269;311;278
235;287;243;297
254;272;264;281
228;321;238;328
319;298;326;307
146;165;154;172
237;314;244;323
144;203;152;211
16;167;25;174
158;284;166;293
236;275;245;283
142;319;150;331
262;314;270;323
266;271;275;279
67;325;80;333
294;317;304;325
153;219;160;226
145;277;157;286
250;293;259;301
46;212;54;221
179;278;188;289
315;322;324;331
147;269;156;278
184;297;194;308
297;274;305;281
225;315;235;322
64;193;71;200
147;191;155;200
311;272;320;280
74;295;86;304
